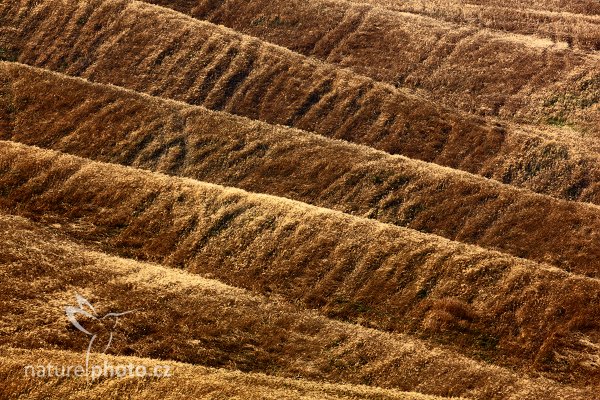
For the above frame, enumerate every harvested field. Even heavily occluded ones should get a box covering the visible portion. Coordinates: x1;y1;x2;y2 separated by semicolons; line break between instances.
4;63;600;276
1;141;600;388
1;349;450;400
2;212;592;399
143;0;600;131
348;0;600;50
455;0;600;15
1;0;598;398
0;0;516;167
2;0;599;174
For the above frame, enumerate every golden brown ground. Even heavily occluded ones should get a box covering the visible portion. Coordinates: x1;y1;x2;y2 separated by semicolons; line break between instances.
0;0;598;398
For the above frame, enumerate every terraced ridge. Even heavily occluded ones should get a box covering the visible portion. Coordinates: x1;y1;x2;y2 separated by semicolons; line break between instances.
0;351;447;400
143;0;600;132
347;0;600;51
1;2;598;196
2;212;591;400
458;0;600;15
1;141;599;387
0;0;511;170
5;62;600;277
1;0;599;398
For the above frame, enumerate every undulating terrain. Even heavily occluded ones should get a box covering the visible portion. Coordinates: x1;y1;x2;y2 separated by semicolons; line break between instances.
0;0;598;399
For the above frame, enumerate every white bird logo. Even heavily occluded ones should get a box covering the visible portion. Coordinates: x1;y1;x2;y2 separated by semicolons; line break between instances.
65;294;135;381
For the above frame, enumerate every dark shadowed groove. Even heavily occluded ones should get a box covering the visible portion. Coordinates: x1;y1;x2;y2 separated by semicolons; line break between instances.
132;191;161;218
339;89;386;144
311;6;371;60
0;72;14;138
191;0;227;20
168;35;221;97
151;40;179;67
226;55;288;121
11;2;57;66
122;133;156;166
72;1;131;75
188;204;253;255
143;136;188;174
286;76;335;126
188;44;239;106
342;81;373;116
208;41;258;111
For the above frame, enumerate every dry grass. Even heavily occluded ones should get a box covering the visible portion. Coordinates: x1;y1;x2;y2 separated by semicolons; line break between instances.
462;0;600;15
4;62;600;277
142;0;600;131
0;349;450;400
0;141;599;388
344;0;600;50
1;0;598;184
1;0;599;398
0;213;592;399
0;0;509;165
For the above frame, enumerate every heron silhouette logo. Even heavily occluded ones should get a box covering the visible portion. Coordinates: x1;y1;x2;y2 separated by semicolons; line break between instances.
65;294;135;381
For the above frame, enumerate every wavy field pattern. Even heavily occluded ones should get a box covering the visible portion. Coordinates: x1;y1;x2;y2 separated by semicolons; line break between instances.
0;0;598;399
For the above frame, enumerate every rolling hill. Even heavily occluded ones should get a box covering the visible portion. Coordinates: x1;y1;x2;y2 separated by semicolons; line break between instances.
2;1;598;196
1;140;600;388
0;212;595;399
347;0;600;51
2;349;450;400
3;62;600;277
0;0;598;398
144;0;600;130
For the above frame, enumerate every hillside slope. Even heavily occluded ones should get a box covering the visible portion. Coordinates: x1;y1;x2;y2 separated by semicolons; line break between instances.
345;0;600;50
3;212;590;399
437;0;600;15
0;0;596;184
0;0;511;167
0;141;599;387
4;63;600;277
1;2;598;198
1;0;599;398
0;350;450;400
144;0;600;131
